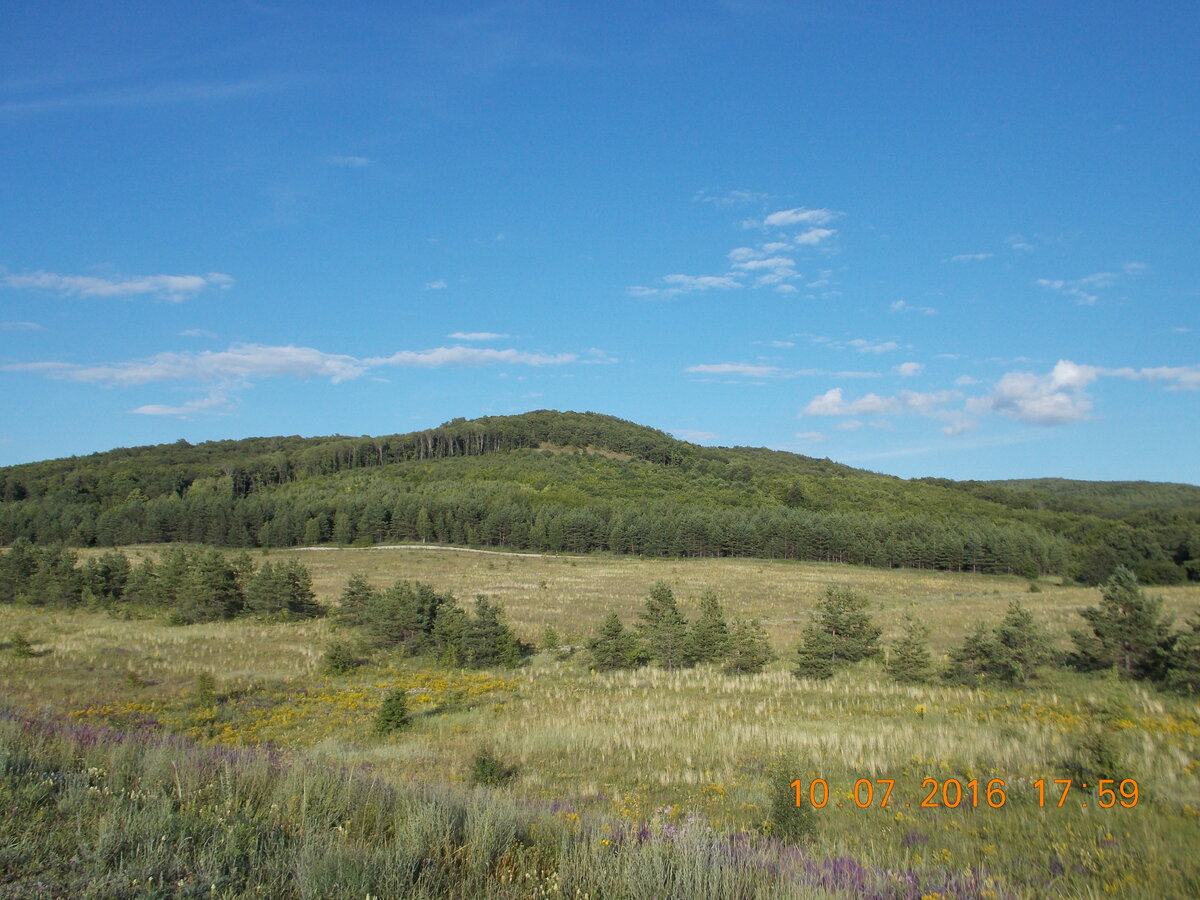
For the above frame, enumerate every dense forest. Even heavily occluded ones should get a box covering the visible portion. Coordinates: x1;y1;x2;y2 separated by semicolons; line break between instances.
1;411;1197;583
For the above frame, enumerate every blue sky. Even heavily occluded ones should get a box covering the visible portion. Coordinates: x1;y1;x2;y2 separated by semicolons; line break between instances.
2;1;1197;482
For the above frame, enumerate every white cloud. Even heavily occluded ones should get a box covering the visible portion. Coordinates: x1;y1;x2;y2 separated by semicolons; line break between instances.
804;388;896;416
671;428;718;441
629;274;742;297
328;155;370;167
179;329;216;338
449;331;509;341
64;344;368;386
582;348;620;365
793;227;836;246
128;391;232;417
890;299;937;315
1036;265;1142;306
1;269;234;302
836;420;863;431
847;339;900;355
954;374;979;386
895;362;924;377
693;189;771;206
758;207;836;228
424;280;448;290
368;346;576;368
794;431;826;442
685;362;781;377
0;321;43;331
947;252;994;263
975;360;1100;425
1106;364;1200;391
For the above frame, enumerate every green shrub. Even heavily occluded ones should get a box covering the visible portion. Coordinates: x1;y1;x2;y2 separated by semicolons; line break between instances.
469;747;517;787
375;690;411;735
9;630;35;658
763;754;817;844
321;640;365;675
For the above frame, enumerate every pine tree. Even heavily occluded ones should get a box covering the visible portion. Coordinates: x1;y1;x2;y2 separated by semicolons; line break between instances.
375;690;411;734
336;578;376;628
944;623;1000;685
636;581;690;670
587;612;642;671
792;586;881;680
813;586;881;663
1165;616;1200;694
792;622;837;680
1070;566;1175;680
991;600;1054;683
722;618;775;675
886;615;934;684
687;589;731;664
462;596;522;668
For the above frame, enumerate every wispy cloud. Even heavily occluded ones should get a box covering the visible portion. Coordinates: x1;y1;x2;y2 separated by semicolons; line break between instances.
628;274;742;297
692;189;772;206
0;321;44;331
365;347;577;368
847;338;900;355
328;155;370;167
449;331;509;341
128;391;232;418
1037;263;1144;306
631;204;838;298
1;268;233;302
685;362;782;377
894;362;924;377
803;388;970;435
0;77;289;117
747;207;838;229
179;329;216;338
5;341;584;393
424;280;448;290
890;299;937;315
947;252;994;263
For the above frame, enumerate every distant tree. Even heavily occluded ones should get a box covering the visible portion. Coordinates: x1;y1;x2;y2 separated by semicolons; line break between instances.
792;622;837;680
375;690;411;734
792;586;880;680
170;549;243;624
336;574;378;627
636;581;690;670
1069;567;1175;680
539;625;562;652
886;615;935;684
944;623;998;685
722;618;775;675
587;612;643;671
461;596;523;668
1165;616;1200;694
687;589;731;665
430;601;469;666
944;602;1054;686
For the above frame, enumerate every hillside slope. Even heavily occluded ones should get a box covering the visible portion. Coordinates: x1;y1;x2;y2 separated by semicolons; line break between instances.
1;410;1196;583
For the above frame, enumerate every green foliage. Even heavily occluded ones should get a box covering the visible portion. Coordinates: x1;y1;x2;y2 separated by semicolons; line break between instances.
170;548;244;624
763;754;817;845
944;602;1053;686
245;559;322;618
792;623;837;680
374;690;411;735
461;596;523;668
1165;616;1200;694
586;612;643;671
9;630;35;658
335;573;378;627
636;581;690;670
193;672;217;709
321;640;365;675
721;618;775;675
539;625;562;652
1069;566;1175;680
886;615;935;684
792;586;880;680
468;747;518;787
687;589;731;664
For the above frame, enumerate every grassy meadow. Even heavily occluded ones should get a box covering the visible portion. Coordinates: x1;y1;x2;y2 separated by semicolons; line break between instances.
3;545;1200;898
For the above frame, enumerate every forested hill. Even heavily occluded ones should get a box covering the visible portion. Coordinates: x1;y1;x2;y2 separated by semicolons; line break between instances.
1;410;1196;584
